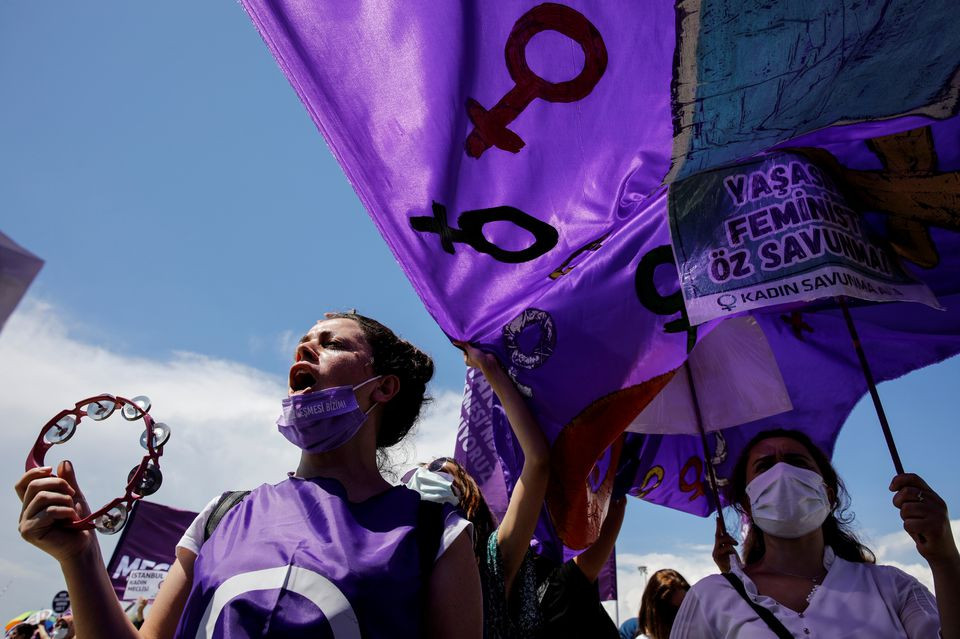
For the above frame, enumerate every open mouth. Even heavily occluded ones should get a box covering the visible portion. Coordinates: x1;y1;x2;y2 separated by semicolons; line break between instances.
289;363;319;394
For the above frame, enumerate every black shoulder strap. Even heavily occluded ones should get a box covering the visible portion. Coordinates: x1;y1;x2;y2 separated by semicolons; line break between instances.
416;499;446;577
203;490;251;542
722;573;795;639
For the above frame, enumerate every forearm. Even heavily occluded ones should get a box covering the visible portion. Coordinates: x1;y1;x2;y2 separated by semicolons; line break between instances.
60;545;140;639
573;499;625;582
931;555;960;639
481;364;548;464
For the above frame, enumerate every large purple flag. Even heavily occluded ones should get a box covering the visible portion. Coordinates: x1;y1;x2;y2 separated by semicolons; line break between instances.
240;1;960;551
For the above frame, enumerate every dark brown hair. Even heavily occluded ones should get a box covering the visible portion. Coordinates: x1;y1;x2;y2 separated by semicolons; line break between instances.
728;428;874;564
638;569;690;639
325;311;434;449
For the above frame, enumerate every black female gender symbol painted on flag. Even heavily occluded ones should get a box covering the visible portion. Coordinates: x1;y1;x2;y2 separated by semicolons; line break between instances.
465;3;608;159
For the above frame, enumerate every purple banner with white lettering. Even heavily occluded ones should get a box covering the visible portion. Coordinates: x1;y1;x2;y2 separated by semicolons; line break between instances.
106;500;198;600
240;0;960;551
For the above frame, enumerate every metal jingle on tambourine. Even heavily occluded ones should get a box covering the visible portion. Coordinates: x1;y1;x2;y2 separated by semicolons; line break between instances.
85;397;117;421
94;503;128;535
128;464;163;496
44;415;78;445
122;395;152;421
140;422;171;450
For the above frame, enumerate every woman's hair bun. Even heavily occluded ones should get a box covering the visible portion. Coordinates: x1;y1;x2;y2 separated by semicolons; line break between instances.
325;311;434;448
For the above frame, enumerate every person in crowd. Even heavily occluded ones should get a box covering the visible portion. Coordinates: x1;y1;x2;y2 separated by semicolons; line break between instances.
128;597;148;630
537;496;625;639
406;342;550;638
619;615;639;639
16;312;482;639
9;623;49;639
408;342;624;637
633;569;689;639
50;613;75;639
670;428;960;638
8;625;39;639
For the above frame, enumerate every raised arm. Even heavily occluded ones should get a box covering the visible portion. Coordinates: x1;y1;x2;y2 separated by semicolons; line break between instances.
16;461;193;639
891;473;960;639
457;342;550;597
572;496;626;582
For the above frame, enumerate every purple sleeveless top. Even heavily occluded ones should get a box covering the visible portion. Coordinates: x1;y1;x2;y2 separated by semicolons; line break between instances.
174;477;432;638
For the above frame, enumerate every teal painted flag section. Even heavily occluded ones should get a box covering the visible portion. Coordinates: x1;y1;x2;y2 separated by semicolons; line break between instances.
670;0;960;180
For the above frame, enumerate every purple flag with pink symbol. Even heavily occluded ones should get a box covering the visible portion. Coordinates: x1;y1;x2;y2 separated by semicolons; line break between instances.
240;0;960;556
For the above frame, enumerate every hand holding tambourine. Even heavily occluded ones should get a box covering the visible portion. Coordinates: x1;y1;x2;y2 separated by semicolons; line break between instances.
18;394;171;545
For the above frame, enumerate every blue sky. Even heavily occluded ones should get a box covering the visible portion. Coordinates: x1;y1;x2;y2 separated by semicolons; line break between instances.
2;0;958;623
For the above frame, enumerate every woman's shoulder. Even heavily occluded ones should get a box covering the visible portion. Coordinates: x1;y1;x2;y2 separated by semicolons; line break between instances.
844;557;928;588
689;572;735;594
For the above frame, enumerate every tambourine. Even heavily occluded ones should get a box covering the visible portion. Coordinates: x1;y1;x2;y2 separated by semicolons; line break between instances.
25;394;171;535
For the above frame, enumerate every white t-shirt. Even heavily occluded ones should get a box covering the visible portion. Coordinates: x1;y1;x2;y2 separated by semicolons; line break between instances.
670;548;940;639
178;483;472;563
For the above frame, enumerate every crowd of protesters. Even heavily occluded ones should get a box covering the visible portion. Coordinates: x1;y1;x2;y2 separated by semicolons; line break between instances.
15;312;960;637
5;597;148;639
6;611;72;639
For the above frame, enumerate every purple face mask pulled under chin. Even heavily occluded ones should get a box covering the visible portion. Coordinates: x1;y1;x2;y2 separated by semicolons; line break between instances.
277;376;380;453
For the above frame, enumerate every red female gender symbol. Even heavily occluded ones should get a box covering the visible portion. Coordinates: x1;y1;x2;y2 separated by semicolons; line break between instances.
465;3;608;159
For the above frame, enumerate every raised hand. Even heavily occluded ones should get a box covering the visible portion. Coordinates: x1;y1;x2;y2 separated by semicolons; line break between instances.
452;340;500;373
16;460;96;564
712;517;739;573
890;473;959;566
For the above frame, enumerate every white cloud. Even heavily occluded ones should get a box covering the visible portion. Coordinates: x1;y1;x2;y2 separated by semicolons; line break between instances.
0;300;461;618
868;519;960;590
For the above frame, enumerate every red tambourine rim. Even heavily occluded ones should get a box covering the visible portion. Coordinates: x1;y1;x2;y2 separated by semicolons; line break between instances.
25;394;166;530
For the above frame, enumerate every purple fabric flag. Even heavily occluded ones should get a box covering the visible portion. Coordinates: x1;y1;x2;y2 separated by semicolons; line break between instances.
240;0;960;550
106;500;198;601
0;231;43;331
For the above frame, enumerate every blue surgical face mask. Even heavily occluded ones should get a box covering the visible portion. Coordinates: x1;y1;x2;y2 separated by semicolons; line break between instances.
277;376;381;453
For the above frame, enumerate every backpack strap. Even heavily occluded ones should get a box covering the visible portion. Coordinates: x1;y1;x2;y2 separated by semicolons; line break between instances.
416;499;446;578
722;573;795;639
203;490;251;542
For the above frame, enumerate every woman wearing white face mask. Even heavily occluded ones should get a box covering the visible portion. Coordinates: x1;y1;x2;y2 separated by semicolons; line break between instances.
671;428;960;639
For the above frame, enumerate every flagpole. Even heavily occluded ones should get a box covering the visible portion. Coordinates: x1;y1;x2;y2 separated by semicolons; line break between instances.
837;297;905;475
684;361;726;532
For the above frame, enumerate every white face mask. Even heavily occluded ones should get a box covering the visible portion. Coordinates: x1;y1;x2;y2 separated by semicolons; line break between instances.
746;462;831;539
403;467;460;506
52;628;69;639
